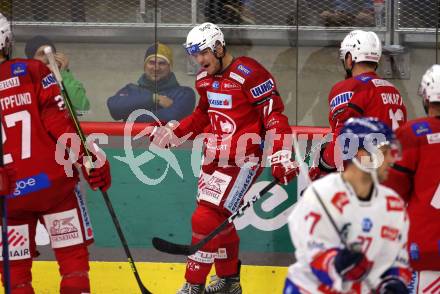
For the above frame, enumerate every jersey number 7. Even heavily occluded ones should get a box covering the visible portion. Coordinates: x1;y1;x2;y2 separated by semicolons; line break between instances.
1;110;31;164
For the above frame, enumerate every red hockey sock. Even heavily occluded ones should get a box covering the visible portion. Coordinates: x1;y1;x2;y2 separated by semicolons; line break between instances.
60;272;90;294
214;227;240;277
1;259;34;294
55;246;90;293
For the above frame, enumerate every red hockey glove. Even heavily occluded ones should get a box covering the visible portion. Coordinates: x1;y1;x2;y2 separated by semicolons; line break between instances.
309;166;322;181
0;166;16;196
334;248;373;282
269;150;299;185
150;121;182;148
81;149;112;192
309;143;338;181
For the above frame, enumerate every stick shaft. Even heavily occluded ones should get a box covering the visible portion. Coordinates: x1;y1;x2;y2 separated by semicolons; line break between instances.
44;47;151;294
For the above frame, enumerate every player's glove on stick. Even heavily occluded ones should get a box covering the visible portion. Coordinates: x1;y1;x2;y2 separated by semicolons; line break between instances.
0;166;16;195
81;148;112;192
334;248;373;281
376;278;408;294
269;150;299;185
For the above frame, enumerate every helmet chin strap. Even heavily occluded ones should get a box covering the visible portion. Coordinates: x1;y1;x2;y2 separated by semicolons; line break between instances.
423;100;429;115
213;46;226;74
342;60;353;79
351;156;380;187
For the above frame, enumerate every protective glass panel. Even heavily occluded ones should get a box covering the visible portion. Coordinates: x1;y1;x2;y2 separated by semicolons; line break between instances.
1;0;439;292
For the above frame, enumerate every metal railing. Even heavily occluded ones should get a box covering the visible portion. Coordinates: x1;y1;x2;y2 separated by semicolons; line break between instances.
3;0;438;44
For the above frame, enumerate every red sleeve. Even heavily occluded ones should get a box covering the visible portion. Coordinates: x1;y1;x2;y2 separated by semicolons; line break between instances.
340;84;371;123
242;62;292;153
31;61;87;159
383;124;418;201
174;86;210;139
32;61;78;141
321;84;372;168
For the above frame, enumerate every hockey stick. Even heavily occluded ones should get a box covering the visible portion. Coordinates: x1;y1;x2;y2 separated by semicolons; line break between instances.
0;107;11;293
152;134;332;255
152;179;279;255
44;47;152;294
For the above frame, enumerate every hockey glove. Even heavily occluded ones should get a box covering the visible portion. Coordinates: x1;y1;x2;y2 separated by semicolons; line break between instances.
81;149;112;192
309;166;322;181
376;278;408;294
150;121;182;148
0;166;17;196
310;143;338;181
334;248;373;281
269;150;299;185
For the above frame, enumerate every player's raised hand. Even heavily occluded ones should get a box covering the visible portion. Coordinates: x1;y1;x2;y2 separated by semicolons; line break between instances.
269;150;299;185
150;121;184;148
0;166;16;195
334;247;373;282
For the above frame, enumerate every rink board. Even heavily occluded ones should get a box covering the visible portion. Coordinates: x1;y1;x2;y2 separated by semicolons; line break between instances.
81;123;328;256
86;144;309;253
31;261;287;293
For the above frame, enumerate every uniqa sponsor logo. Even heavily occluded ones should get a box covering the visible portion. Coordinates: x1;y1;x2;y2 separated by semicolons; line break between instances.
329;92;353;111
250;79;274;98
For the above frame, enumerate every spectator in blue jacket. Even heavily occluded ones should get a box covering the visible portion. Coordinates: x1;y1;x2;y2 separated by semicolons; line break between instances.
107;43;196;123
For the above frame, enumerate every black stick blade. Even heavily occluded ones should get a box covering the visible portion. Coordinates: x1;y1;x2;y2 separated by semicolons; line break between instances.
152;237;195;256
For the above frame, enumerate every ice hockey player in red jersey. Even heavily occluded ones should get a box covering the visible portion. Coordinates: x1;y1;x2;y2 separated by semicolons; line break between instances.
0;13;111;293
150;22;298;293
311;30;407;180
384;64;440;293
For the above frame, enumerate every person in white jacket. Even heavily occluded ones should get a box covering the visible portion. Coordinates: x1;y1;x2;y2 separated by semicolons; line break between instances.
284;117;411;294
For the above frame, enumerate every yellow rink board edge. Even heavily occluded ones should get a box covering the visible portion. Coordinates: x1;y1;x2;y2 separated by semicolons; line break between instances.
31;261;288;293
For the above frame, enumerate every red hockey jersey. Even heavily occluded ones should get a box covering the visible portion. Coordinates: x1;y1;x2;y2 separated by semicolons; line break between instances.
323;72;407;168
0;58;79;199
174;56;292;164
384;116;440;271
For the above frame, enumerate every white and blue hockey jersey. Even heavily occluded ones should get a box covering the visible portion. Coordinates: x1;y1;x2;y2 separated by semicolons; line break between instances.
286;173;411;293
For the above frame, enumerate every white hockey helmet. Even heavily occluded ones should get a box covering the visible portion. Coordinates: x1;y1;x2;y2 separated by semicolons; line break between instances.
184;22;225;55
0;13;12;55
418;64;440;103
339;30;382;63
